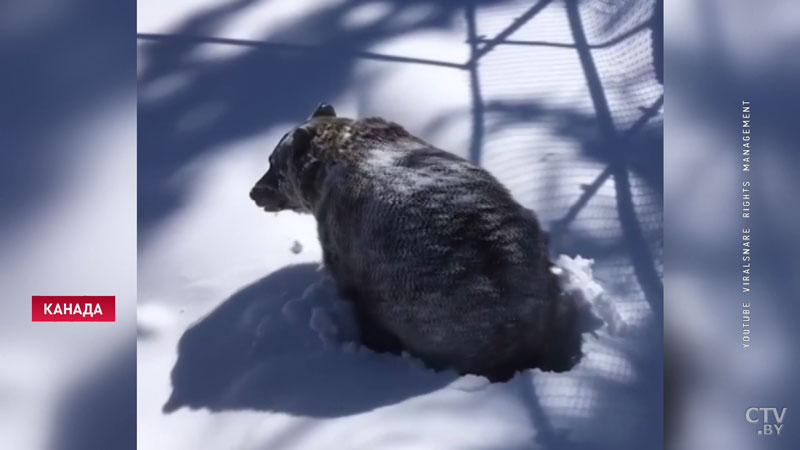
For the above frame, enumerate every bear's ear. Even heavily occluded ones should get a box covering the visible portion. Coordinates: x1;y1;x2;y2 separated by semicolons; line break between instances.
309;103;336;119
292;127;313;152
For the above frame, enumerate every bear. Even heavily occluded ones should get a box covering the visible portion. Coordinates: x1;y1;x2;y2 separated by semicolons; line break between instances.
250;103;597;381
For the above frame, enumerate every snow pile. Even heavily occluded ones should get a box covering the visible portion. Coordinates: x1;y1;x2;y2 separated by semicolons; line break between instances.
448;374;491;392
281;273;360;348
290;240;304;254
551;254;630;336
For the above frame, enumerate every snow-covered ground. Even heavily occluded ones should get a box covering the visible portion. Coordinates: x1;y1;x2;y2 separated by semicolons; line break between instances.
137;0;663;449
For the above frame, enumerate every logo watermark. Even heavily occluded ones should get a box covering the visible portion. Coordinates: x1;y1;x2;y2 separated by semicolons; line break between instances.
746;407;787;436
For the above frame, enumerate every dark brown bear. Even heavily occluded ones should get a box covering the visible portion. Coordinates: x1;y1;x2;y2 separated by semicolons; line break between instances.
250;104;596;381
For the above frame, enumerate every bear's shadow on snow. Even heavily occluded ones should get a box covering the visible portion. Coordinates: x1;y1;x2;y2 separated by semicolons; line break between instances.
163;263;456;417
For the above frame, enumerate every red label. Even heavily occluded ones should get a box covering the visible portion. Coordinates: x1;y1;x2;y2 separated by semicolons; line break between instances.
32;296;115;322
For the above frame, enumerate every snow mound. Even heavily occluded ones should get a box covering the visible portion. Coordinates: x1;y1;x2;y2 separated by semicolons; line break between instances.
449;374;490;392
281;274;359;348
551;254;629;336
290;240;304;254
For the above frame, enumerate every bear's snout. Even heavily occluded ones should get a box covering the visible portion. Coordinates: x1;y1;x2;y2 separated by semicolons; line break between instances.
249;185;288;212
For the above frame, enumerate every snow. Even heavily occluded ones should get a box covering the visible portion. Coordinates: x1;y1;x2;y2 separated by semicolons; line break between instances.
137;0;662;448
552;254;630;336
290;240;304;254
